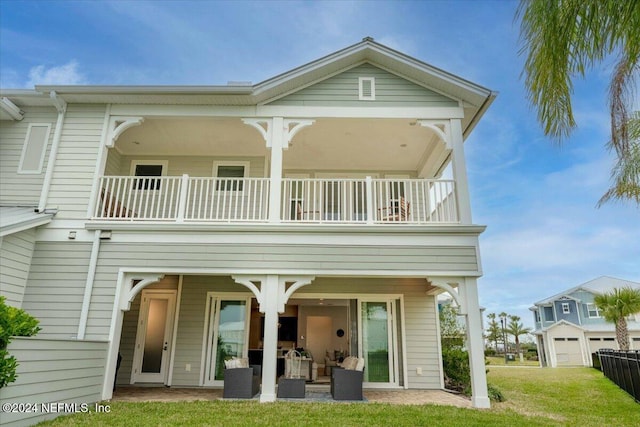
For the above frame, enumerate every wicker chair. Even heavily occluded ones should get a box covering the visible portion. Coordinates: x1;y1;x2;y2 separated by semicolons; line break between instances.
223;365;261;399
330;366;364;400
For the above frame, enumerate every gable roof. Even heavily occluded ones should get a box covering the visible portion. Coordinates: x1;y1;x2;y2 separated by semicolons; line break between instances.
2;37;496;138
534;276;640;306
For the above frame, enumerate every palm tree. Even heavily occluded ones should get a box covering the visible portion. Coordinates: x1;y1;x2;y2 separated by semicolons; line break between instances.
594;287;640;350
485;313;501;354
506;315;532;356
517;1;640;205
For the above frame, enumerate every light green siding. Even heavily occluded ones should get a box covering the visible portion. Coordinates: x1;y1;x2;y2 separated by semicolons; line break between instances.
0;229;36;308
47;104;106;219
21;242;91;338
0;107;58;205
268;63;459;107
0;337;108;427
110;155;266;178
83;241;477;340
116;276;179;386
170;275;241;386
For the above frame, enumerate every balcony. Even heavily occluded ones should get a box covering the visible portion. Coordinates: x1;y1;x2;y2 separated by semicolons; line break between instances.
93;176;458;225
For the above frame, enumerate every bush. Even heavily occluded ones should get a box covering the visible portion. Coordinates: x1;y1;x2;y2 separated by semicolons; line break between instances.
485;348;496;357
487;382;505;402
441;347;471;395
0;297;41;388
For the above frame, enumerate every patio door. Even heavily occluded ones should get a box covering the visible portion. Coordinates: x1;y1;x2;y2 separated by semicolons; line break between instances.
132;290;176;383
202;294;251;385
358;299;399;387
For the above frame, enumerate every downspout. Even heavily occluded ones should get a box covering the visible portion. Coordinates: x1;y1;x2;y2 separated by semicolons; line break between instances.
77;229;101;339
38;91;67;212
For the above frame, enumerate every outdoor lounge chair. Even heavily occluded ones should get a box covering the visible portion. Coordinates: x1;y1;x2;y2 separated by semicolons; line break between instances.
223;365;261;399
330;357;365;400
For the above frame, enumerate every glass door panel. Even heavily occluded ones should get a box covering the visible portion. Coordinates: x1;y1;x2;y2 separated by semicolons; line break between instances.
214;300;248;380
360;301;391;382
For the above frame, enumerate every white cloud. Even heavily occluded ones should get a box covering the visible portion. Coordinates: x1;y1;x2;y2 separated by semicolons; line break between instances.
26;61;87;87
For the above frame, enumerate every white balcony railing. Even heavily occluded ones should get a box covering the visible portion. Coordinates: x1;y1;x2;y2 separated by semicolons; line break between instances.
93;176;458;224
282;178;458;224
94;175;270;222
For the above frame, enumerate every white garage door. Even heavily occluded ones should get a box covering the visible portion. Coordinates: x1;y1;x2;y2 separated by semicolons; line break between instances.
554;338;583;365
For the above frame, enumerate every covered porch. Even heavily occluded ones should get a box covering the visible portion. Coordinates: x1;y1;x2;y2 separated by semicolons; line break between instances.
105;272;488;407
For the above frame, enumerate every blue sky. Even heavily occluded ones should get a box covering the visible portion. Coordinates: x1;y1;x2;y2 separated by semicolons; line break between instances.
1;0;638;331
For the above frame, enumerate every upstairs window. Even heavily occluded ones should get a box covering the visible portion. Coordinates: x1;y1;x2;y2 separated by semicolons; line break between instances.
130;160;167;190
543;306;555;321
18;123;51;174
587;303;601;318
359;77;376;100
534;310;541;322
562;303;571;314
213;162;249;191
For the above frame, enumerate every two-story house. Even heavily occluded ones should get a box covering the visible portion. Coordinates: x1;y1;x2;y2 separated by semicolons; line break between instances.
531;276;640;367
0;38;496;424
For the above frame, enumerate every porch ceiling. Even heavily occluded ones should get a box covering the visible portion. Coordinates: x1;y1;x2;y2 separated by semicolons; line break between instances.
115;117;445;175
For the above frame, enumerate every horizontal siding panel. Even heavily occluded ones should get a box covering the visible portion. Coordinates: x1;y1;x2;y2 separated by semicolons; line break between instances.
269;63;458;108
22;242;90;337
0;107;58;205
46;104;105;220
0;229;36;307
0;338;107;427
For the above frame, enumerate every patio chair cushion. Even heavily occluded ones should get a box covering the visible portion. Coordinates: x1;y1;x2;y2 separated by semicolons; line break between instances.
224;357;249;369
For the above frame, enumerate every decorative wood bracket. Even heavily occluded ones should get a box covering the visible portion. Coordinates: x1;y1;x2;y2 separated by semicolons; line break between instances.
121;273;165;310
427;278;466;314
417;120;450;148
242;118;314;149
107;116;145;147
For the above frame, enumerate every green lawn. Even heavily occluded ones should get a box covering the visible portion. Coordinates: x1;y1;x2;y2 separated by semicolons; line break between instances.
486;355;540;366
37;368;639;427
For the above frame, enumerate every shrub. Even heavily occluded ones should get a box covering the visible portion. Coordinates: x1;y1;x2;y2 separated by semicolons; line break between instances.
487;382;505;402
441;346;471;395
485;348;496;357
0;297;41;388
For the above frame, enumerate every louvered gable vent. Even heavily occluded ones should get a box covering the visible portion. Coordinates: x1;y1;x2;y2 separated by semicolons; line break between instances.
358;77;375;100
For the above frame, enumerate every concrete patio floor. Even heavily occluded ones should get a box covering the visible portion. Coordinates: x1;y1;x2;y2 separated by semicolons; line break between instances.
111;386;471;408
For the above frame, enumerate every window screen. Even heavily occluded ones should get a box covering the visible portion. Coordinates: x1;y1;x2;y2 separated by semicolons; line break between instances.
134;164;163;190
216;165;245;191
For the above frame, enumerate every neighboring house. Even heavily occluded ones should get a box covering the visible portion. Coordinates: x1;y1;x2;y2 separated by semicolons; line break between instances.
531;276;640;368
0;38;496;424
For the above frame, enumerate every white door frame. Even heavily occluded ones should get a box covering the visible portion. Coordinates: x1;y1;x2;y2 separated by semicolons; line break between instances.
131;290;177;384
357;297;400;388
201;292;252;386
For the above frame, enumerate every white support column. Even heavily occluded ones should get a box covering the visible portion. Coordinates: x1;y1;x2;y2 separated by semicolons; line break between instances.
243;118;314;223
269;118;285;223
259;274;280;402
449;119;472;224
459;277;490;408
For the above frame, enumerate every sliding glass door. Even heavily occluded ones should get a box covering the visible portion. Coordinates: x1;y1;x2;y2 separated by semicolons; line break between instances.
358;299;399;386
203;294;251;385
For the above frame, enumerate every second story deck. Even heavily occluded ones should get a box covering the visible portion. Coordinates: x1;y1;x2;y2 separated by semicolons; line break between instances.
94;175;458;225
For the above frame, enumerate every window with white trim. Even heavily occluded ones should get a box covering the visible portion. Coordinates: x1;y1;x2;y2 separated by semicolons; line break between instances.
130;160;167;190
562;303;570;314
543;306;555;321
587;303;601;318
213;161;249;191
18;123;51;174
359;77;375;100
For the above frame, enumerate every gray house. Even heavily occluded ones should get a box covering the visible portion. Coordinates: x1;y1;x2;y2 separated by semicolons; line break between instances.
0;38;496;425
531;276;640;367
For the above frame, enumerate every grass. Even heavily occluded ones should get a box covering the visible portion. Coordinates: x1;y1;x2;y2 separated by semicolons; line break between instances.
37;368;639;427
486;355;539;366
